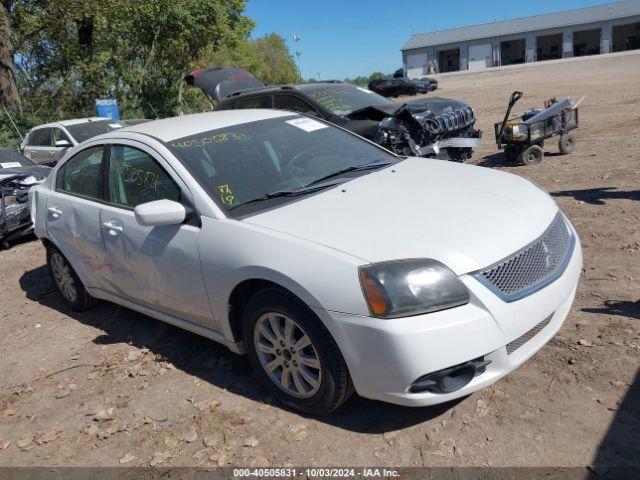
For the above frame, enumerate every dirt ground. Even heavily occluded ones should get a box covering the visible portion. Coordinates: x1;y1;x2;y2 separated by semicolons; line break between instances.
0;52;638;469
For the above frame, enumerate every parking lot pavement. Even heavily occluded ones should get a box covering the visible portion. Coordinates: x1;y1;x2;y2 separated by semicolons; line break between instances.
0;52;638;467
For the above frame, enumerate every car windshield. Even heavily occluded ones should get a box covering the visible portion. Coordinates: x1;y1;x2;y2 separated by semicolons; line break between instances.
297;84;395;116
65;119;125;143
167;115;397;216
0;149;34;168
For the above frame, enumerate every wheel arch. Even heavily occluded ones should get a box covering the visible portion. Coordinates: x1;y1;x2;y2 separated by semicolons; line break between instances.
225;271;325;345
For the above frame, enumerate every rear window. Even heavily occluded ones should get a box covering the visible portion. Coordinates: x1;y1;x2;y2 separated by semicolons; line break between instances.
235;96;272;109
297;84;394;116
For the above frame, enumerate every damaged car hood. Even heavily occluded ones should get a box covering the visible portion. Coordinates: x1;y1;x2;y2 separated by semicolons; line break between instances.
0;165;51;182
244;158;558;275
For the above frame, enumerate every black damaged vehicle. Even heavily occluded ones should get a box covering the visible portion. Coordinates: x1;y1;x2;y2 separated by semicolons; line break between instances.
0;148;51;247
185;67;482;162
368;76;437;98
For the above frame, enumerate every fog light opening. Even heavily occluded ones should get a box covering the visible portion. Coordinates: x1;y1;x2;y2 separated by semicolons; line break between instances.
410;357;491;394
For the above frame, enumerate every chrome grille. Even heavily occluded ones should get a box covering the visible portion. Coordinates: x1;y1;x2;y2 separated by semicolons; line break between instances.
506;314;552;355
475;213;574;302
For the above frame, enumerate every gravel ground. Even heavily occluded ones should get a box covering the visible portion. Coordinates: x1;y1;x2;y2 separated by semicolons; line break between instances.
0;52;638;469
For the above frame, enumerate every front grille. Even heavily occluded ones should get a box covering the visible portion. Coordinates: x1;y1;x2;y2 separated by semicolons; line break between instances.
433;106;475;132
475;213;574;302
506;314;553;355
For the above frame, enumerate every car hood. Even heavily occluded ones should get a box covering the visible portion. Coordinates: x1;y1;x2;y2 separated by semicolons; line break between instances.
404;96;471;118
244;158;559;274
0;165;51;182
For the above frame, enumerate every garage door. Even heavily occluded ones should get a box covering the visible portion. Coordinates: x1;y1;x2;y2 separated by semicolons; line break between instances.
406;52;428;78
468;43;492;70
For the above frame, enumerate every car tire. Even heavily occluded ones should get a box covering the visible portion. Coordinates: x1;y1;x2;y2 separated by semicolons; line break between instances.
46;245;97;311
558;133;575;155
242;287;354;415
504;145;521;163
518;145;544;165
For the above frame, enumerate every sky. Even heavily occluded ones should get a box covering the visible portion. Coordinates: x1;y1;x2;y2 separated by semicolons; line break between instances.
245;0;616;79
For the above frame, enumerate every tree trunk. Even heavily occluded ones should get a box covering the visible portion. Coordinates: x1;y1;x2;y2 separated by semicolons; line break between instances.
0;2;21;113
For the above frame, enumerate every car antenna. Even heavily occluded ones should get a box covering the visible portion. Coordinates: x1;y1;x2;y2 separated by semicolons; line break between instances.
146;100;160;120
2;105;23;141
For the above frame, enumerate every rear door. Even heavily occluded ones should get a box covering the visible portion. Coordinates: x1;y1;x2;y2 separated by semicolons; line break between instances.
46;145;111;290
23;128;52;163
98;141;213;327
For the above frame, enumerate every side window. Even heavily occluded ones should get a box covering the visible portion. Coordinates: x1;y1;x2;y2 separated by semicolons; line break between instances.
52;128;71;145
108;145;181;209
28;128;52;147
274;95;317;115
56;146;104;200
235;96;271;109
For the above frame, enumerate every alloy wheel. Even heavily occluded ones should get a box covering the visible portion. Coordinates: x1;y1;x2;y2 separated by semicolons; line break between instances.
50;252;78;303
253;312;322;398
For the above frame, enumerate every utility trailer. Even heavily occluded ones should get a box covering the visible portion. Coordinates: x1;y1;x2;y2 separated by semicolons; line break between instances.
495;91;580;165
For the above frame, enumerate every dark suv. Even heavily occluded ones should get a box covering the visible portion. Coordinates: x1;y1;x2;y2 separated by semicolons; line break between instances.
186;67;482;162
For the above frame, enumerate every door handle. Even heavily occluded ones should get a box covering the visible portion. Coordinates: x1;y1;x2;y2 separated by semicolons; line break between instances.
47;206;62;218
49;151;56;156
102;220;124;235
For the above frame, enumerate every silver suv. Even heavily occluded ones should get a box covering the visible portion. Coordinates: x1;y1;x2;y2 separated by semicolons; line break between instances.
19;117;125;164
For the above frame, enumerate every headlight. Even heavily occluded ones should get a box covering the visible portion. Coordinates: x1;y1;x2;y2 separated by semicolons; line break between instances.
359;259;470;319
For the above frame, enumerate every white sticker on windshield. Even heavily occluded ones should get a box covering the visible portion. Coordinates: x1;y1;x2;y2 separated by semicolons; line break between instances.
109;123;123;129
357;87;374;94
286;118;328;132
0;162;22;168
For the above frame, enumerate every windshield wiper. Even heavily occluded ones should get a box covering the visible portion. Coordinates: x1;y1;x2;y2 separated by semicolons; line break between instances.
304;162;391;187
227;183;339;211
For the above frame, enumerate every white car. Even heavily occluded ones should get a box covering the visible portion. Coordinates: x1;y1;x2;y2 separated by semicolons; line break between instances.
30;109;582;414
19;117;126;164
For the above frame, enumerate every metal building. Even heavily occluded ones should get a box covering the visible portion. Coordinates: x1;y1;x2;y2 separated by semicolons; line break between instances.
401;0;640;77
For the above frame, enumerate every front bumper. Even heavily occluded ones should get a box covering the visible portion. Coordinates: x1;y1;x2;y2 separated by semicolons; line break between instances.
312;232;582;407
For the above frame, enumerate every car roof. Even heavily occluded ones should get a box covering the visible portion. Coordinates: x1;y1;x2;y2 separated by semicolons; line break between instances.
32;117;121;129
106;109;296;142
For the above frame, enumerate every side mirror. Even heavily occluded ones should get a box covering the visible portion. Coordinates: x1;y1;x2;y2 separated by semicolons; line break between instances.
55;139;71;148
134;199;186;226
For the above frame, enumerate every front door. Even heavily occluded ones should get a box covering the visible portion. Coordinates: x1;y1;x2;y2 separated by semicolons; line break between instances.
98;142;214;328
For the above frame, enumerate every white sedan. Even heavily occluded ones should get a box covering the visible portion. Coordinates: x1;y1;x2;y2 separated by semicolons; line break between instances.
30;109;582;414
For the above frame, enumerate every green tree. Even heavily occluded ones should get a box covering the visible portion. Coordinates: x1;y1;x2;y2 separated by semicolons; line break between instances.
1;0;253;133
253;33;299;84
345;76;368;87
368;71;386;82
